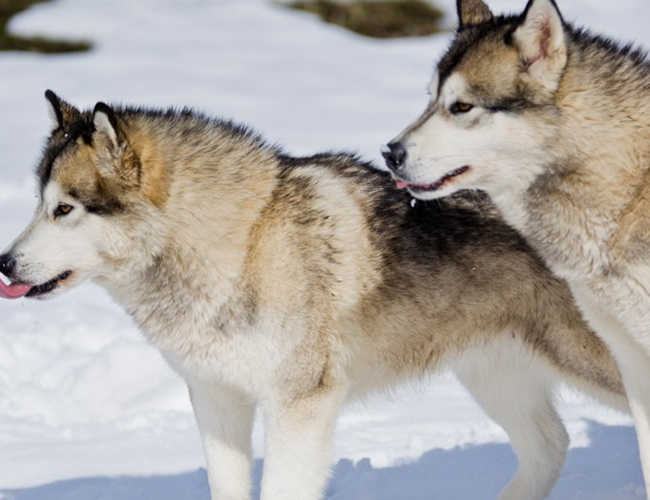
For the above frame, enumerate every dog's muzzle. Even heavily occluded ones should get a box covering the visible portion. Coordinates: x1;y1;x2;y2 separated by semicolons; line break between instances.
0;252;32;299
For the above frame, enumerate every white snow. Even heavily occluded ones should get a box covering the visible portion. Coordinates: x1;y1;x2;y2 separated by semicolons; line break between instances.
0;0;643;498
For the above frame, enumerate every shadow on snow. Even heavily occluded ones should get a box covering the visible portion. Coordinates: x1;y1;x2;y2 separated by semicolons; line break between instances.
1;422;642;500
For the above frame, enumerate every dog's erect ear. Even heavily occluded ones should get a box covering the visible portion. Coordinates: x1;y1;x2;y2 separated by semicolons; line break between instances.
45;90;81;130
93;102;120;154
457;0;493;29
513;0;567;93
92;102;140;188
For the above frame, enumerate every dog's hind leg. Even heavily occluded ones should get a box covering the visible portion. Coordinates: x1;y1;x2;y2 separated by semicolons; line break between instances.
188;381;256;500
453;341;569;500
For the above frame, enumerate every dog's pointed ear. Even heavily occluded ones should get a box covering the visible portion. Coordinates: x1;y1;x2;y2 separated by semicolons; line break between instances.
92;102;140;188
513;0;567;93
93;102;120;154
457;0;493;29
45;90;81;130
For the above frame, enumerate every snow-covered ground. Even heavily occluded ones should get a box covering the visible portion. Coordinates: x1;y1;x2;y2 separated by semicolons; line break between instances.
0;0;645;498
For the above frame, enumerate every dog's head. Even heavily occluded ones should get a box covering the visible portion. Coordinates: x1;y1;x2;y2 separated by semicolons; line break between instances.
0;91;167;300
383;0;567;200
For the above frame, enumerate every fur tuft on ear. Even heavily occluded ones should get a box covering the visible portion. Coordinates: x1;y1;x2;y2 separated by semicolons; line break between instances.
45;90;81;131
92;103;140;188
514;0;567;93
457;0;493;29
93;102;120;153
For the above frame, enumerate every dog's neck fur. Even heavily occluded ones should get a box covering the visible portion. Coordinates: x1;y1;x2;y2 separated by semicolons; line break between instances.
493;32;650;279
96;120;279;354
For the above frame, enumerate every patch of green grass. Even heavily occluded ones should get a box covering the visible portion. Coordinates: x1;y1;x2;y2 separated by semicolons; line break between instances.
0;0;90;53
285;0;445;39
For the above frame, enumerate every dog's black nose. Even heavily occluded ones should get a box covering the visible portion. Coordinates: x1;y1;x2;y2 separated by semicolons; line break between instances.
0;253;16;279
382;142;407;172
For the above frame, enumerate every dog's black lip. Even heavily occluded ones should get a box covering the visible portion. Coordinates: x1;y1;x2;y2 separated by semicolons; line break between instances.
26;270;72;297
407;166;470;193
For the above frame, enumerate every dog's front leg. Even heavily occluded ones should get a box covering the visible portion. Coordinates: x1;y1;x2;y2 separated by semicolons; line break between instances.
260;384;347;500
188;381;256;500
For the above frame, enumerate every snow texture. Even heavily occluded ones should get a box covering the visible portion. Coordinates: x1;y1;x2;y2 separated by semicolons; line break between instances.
0;0;645;498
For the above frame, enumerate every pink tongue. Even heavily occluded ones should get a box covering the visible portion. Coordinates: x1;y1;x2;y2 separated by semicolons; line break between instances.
0;279;31;299
395;180;409;189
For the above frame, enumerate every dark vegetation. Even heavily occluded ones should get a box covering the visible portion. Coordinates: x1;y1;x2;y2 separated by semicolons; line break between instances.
0;0;89;53
285;0;445;39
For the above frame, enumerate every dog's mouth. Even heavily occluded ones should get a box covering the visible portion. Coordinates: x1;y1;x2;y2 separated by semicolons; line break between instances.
27;271;73;298
395;166;470;193
0;271;73;300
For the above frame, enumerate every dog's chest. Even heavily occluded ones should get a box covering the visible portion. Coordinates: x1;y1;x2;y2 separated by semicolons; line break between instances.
149;318;286;396
500;188;614;279
123;292;287;395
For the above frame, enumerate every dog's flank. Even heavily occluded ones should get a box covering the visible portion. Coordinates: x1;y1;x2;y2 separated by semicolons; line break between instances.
0;91;627;500
385;0;650;495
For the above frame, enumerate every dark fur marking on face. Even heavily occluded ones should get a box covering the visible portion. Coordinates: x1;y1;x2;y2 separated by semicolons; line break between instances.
38;128;82;194
483;96;535;113
83;200;124;216
37;112;97;194
438;14;519;90
67;185;124;216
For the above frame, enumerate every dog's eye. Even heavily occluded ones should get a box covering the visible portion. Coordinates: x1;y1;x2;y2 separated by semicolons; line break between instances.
450;102;474;114
53;203;74;218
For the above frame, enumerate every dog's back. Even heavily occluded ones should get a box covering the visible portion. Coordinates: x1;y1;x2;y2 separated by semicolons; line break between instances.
267;155;623;403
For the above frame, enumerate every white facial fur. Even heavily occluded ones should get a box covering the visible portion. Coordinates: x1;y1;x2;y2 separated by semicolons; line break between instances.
393;73;546;201
389;0;566;202
3;182;110;297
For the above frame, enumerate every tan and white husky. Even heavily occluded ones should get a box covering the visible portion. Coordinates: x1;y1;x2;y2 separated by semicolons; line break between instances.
0;91;627;500
384;0;650;495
